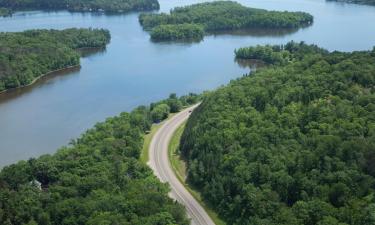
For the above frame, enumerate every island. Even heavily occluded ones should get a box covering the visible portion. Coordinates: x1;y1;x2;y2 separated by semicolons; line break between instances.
0;0;159;14
0;28;111;92
180;42;375;224
139;1;313;41
0;94;199;225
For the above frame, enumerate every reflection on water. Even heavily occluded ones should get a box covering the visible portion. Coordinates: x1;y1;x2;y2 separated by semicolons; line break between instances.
151;27;302;44
208;27;301;38
151;38;202;45
0;66;81;104
0;47;106;105
235;59;266;71
78;47;107;57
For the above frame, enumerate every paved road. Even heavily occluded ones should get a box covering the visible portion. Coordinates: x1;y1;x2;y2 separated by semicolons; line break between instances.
148;105;215;225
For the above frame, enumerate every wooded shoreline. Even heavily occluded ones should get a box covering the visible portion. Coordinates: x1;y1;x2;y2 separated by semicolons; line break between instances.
0;64;80;95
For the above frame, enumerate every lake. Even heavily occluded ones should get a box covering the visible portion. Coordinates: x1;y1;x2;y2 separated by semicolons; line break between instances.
0;0;375;167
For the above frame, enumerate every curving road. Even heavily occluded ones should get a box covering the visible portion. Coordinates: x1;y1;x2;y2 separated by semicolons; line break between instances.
148;104;215;225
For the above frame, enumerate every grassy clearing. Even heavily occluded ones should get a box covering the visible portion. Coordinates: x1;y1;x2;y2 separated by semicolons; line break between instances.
168;122;227;225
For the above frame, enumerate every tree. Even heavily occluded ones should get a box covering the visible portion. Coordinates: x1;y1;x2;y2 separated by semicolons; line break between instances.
151;104;170;122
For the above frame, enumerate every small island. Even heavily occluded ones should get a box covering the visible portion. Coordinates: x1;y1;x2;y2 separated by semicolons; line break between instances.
0;0;159;14
0;28;111;92
139;1;314;41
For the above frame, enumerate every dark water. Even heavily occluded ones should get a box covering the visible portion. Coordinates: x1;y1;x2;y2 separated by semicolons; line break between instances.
0;0;374;167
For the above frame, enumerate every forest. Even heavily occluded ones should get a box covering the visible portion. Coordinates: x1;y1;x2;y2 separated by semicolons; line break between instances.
0;93;200;225
150;23;204;41
180;42;375;225
0;28;110;92
0;0;159;13
139;1;313;41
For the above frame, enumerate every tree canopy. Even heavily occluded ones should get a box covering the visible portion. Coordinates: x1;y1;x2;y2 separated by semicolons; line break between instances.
0;28;110;92
0;93;201;225
0;7;11;16
139;1;313;41
235;42;329;65
180;42;375;225
150;23;204;42
0;0;159;13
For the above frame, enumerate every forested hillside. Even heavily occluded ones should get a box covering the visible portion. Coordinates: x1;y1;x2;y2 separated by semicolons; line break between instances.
180;42;375;225
139;1;313;41
0;28;110;92
0;93;200;225
0;0;159;13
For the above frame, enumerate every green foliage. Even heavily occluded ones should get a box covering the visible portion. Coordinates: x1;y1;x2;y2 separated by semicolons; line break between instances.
0;28;110;92
180;42;375;225
235;45;291;65
0;95;196;225
150;23;204;42
0;7;11;16
235;41;328;65
150;93;201;123
167;93;183;113
151;104;170;122
0;0;159;13
139;1;313;41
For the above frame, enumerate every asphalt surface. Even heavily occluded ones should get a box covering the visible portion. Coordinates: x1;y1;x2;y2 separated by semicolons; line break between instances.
148;104;215;225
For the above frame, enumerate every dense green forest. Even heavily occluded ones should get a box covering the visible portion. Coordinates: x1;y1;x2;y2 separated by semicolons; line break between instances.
235;43;328;65
327;0;375;6
0;7;11;16
139;1;313;41
180;42;375;225
0;93;200;225
150;23;204;41
0;28;110;92
0;0;159;13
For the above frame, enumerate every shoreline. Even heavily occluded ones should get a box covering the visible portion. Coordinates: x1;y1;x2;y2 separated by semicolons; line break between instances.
0;64;81;95
0;45;106;95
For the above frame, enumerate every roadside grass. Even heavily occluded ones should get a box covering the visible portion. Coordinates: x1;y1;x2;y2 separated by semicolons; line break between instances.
168;122;188;180
168;122;227;225
141;113;176;163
